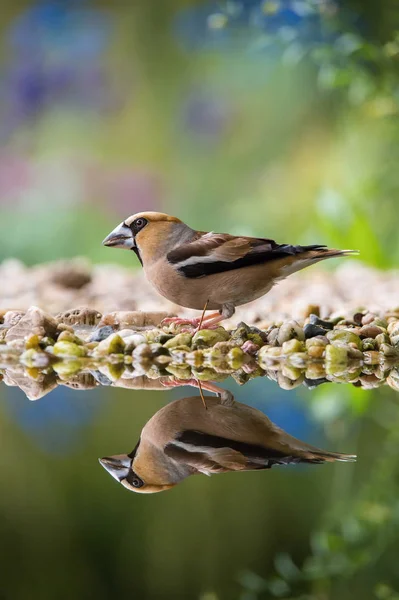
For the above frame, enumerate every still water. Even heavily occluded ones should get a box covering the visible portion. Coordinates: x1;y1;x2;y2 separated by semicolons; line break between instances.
1;370;398;600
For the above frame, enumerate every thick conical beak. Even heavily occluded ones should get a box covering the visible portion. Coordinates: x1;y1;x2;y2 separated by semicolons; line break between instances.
102;223;134;249
99;454;132;482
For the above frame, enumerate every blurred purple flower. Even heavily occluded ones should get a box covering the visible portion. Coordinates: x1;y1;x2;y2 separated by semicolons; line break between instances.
0;154;32;201
181;87;232;139
1;0;116;139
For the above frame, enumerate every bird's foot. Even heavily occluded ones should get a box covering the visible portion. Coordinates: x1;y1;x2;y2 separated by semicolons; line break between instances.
161;317;200;327
162;312;224;332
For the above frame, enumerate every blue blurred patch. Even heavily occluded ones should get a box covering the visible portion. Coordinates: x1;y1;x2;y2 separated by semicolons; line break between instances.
3;384;106;455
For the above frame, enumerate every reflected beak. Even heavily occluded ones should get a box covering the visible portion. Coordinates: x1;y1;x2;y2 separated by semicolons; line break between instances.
99;454;132;482
102;223;134;249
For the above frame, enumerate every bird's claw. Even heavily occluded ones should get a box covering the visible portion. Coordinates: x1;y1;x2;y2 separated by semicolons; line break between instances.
161;317;200;327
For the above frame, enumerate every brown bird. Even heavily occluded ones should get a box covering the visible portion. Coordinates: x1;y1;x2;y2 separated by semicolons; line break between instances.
99;385;356;494
102;212;357;329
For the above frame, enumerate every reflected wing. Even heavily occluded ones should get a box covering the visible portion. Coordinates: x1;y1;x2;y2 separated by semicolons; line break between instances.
164;430;307;475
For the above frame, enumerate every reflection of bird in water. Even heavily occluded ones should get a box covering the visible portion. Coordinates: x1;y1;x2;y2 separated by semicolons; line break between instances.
99;384;356;494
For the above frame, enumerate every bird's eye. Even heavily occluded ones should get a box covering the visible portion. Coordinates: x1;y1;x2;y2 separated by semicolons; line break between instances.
126;471;144;488
132;218;148;234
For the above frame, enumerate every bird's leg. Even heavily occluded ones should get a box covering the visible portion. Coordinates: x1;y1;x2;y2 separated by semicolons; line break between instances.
192;303;235;331
161;311;220;328
160;377;235;407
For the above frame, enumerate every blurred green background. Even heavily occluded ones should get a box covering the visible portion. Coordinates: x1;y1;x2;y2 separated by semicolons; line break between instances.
0;0;399;599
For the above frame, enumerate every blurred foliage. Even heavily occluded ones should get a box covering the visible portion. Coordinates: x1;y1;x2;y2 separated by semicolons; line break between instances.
0;0;397;267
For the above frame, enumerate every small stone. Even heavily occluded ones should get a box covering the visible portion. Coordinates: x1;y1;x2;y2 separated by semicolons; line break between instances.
61;373;99;390
359;374;382;389
287;352;308;368
327;329;362;350
20;348;51;368
305;363;326;380
304;324;328;339
123;334;148;351
89;326;116;342
92;333;125;356
267;328;279;346
132;343;153;362
363;351;380;365
373;318;388;329
281;364;302;380
362;312;377;325
3;368;57;400
241;340;260;355
192;368;226;382
361;338;377;351
164;333;193;349
227;347;246;369
387;369;399;392
277;372;303;390
325;344;348;365
375;332;390;348
57;308;102;327
53;360;84;379
308;345;325;359
186;350;204;368
25;334;41;349
100;311;175;329
5;307;58;342
192;328;230;348
309;315;334;330
277;320;305;345
165;365;192;380
346;347;363;360
381;344;399;359
281;339;305;354
98;363;125;382
306;335;328;348
353;312;364;326
4;311;25;328
53;341;87;357
57;330;84;345
359;325;384;339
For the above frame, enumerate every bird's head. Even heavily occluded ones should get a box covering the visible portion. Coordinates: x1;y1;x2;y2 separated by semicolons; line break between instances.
99;452;177;494
102;212;184;265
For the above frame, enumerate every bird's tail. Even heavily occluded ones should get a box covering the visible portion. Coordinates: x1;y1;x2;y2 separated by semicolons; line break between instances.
304;246;359;260
279;246;359;277
299;448;357;464
271;428;357;465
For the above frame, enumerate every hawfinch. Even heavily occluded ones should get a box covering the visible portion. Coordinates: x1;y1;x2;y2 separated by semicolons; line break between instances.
99;387;356;494
103;212;357;328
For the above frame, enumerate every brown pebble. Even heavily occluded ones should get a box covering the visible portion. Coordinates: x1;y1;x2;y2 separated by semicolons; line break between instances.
57;308;102;327
362;313;377;326
99;311;176;329
359;325;384;338
5;307;58;343
308;345;325;359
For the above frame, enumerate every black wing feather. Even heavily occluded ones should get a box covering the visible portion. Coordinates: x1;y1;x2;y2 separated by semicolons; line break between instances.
169;241;327;279
173;430;324;468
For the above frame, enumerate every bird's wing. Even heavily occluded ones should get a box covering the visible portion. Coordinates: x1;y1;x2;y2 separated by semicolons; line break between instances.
164;430;307;475
166;232;327;278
